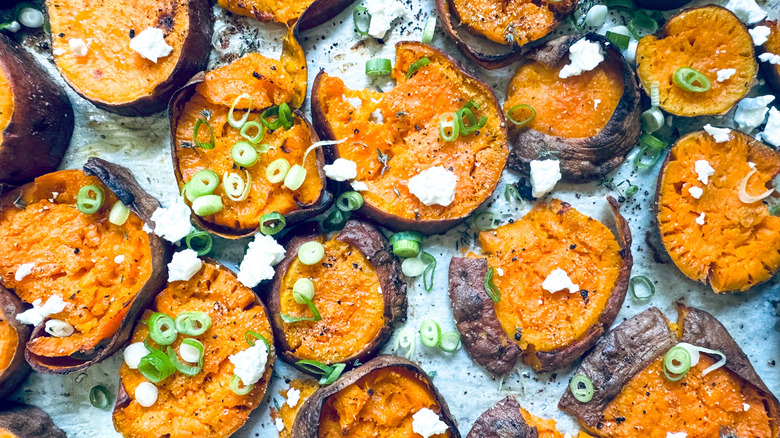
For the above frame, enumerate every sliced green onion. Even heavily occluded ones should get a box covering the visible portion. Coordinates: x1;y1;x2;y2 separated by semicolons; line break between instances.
240;120;265;144
109;201;130;226
293;278;315;304
138;348;176;383
353;6;370;36
231;141;259;167
627;10;658;39
663;345;692;381
419;319;441;348
320;363;345;385
283;164;307;191
484;266;501;302
625;185;639;197
698;347;727;376
458;101;487;136
298;241;325;265
606;31;630;51
336;191;363;212
422;16;436;43
245;330;269;347
89;385;111;409
630;276;655;300
570;374;594;403
230;374;253;395
77;185;105;214
673;67;711;93
295;360;345;385
405;57;431;80
261;104;293;131
439;113;460;142
366;58;392;77
278;103;294;130
185;231;213;256
223;170;251;202
192;195;223;216
228;93;252;129
393;240;420;258
421;252;436;293
402;256;427;277
167;339;204;376
604;0;635;11
770;205;780;216
389;231;424;246
650;81;660;107
506;104;536;127
174;311;212;336
322;209;349;231
504;184;525;208
281;293;322;323
439;331;461;353
634;146;663;170
474;212;502;231
267;158;291;184
394;325;416;360
640;133;667;151
193;118;215;149
641;107;664;134
259;212;286;235
149;313;177;346
185;169;219;202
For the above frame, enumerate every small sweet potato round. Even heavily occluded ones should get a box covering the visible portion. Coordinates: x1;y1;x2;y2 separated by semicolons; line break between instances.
218;0;355;32
0;285;31;399
505;33;642;183
291;355;461;437
267;220;407;371
312;42;509;235
656;129;780;293
636;6;757;117
757;20;780;92
0;158;168;374
468;397;591;438
0;34;73;185
47;0;212;116
0;402;66;438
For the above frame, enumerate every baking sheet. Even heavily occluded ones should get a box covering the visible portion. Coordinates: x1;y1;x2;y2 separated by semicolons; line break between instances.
5;0;780;436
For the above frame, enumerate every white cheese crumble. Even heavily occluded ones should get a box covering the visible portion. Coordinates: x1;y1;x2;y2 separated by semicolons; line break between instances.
496;267;504;277
559;38;604;79
14;263;35;281
129;27;173;63
344;96;362;109
52;47;65;56
365;1;406;39
44;319;74;337
666;433;687;438
688;186;703;199
529;159;562;198
168;249;202;283
237;234;285;288
585;5;608;28
763;107;780;148
759;53;780;65
750;26;771;46
695;212;706;226
135;382;158;407
370;108;384;124
703;124;731;143
69;38;88;57
412;408;449;438
408;166;458;207
593;99;601;110
351;181;369;191
229;341;269;386
694;160;716;185
735;95;776;132
275;418;285;432
542;268;580;293
286;387;301;408
744;403;751;411
16;295;67;326
725;0;767;24
150;196;195;243
114;255;125;264
323;158;358;182
124;342;150;369
716;69;736;82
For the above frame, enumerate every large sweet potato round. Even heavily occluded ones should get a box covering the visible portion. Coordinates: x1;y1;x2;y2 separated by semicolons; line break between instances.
0;285;31;399
0;402;66;438
757;20;780;92
656;129;780;293
0;33;73;185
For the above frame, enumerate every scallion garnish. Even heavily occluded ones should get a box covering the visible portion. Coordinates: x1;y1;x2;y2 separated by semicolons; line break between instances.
281;291;322;323
640;132;667;151
419;319;442;348
231;141;259;167
295;359;345;385
439;113;460;142
149;313;178;346
298;241;325;266
394;325;416;360
405;57;431;80
293;278;315;304
184;169;219;202
266;158;291;184
167;339;204;376
223;170;251;202
504;184;525;208
569;374;594;403
230;374;253;395
421;16;436;43
108;201;130;226
606;31;630;51
283;164;306;191
663;345;692;381
474;211;502;231
322;209;349;232
634;146;663;170
439;331;461;353
421;252;436;293
353;6;370;36
457;101;488;136
191;195;223;217
336;191;364;212
240;120;265;144
245;330;269;348
259;212;286;236
193;118;215;149
228;93;252;130
366;58;392;77
185;231;213;256
89;385;111;409
649;82;660;107
625;184;639;197
484;266;501;302
506;104;536;127
77;185;105;215
402;256;427;277
673;67;711;93
389;231;425;246
138;348;176;383
627;10;658;39
174;311;212;336
641;107;664;134
260;103;294;131
393;240;420;258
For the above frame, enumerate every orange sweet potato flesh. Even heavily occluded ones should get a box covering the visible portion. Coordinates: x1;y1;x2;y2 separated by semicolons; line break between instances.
0;310;17;372
273;378;321;438
656;130;780;293
113;262;274;438
519;408;591;438
218;0;313;25
318;367;453;438
636;6;757;116
0;170;153;358
0;66;12;136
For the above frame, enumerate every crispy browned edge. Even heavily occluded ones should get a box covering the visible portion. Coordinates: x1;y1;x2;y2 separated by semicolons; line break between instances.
0;401;66;438
45;0;212;117
0;286;31;399
265;219;407;372
290;355;461;437
296;0;358;33
506;33;642;184
18;158;170;374
635;0;692;9
653;130;780;293
311;41;508;235
448;196;632;374
112;259;276;436
0;34;73;185
467;396;538;438
168;73;332;240
559;304;780;435
757;20;780;93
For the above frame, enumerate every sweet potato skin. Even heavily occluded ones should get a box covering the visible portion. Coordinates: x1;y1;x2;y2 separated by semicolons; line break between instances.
0;402;66;438
0;34;73;185
297;0;358;33
506;34;642;183
634;0;691;10
0;285;31;399
467;396;538;438
290;355;461;438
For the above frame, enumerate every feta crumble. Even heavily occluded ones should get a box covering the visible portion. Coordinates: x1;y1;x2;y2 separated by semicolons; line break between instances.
703;124;731;143
759;53;780;65
365;1;406;39
124;342;150;369
286;387;301;408
44;319;74;337
694;160;716;185
14;263;35;281
168;249;202;283
344;96;362;109
412;408;449;438
725;0;767;24
114;255;125;264
559;38;604;79
16;295;67;326
129;27;173;63
69;38;88;57
496;267;504;277
593;99;601;110
542;268;580;293
695;212;706;226
529;160;562;198
688;186;703;199
275;418;285;432
351;181;369;191
744;403;751;411
52;47;65;56
735;95;775;132
229;341;269;386
237;234;285;288
716;69;736;82
323;158;358;182
135;382;158;407
150;196;194;243
749;26;771;46
763;107;780;147
666;433;687;438
408;166;458;207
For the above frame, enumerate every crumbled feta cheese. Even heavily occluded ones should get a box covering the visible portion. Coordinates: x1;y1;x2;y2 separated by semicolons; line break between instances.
666;433;687;438
275;418;285;432
124;342;150;369
179;342;201;363
585;5;608;28
135;382;158;407
286;387;301;407
695;212;706;225
593;99;601;110
408;166;458;207
759;52;780;65
344;96;362;109
703;124;731;143
559;38;604;79
365;1;406;39
542;268;580;293
168;249;202;283
69;38;88;57
114;255;125;264
14;263;35;281
763;107;780;147
716;69;736;82
45;319;74;337
529;160;561;198
150;196;194;243
412;408;449;438
229;341;269;386
323;158;358;182
52;47;65;56
744;403;751;411
726;0;767;24
351;181;369;191
734;95;775;132
370;109;384;124
688;186;703;199
694;160;716;185
129;27;173;63
496;267;504;277
16;295;67;326
237;234;285;288
750;26;771;46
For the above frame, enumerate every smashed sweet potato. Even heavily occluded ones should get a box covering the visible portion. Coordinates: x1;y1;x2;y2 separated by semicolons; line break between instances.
636;6;757;116
113;261;275;438
272;378;321;438
312;42;508;234
0;402;66;438
0;285;31;398
505;34;642;182
47;0;212;116
449;197;632;374
758;20;780;92
268;220;406;368
656;129;780;293
468;396;592;438
217;0;353;31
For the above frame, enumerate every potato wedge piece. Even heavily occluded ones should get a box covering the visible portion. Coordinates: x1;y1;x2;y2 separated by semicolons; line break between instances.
0;285;31;399
469;397;592;438
449;197;631;374
757;20;780;92
0;402;66;438
217;0;355;32
47;0;212;116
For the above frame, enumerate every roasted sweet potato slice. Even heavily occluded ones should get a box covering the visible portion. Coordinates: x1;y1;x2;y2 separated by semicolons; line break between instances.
0;158;168;373
505;34;642;183
291;355;460;437
0;285;31;399
636;6;758;117
271;378;321;438
113;260;274;438
312;42;508;234
267;220;406;369
559;304;780;438
0;34;73;185
656;129;780;293
47;0;212;116
0;402;66;438
468;396;592;438
435;0;577;69
757;20;780;92
449;197;632;374
217;0;355;32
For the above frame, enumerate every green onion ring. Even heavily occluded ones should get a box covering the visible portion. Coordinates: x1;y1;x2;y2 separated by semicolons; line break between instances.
298;241;325;265
283;164;307;191
193;118;216;149
260;106;284;131
89;385;111;409
109;201;130;226
185;169;219;202
650;82;661;107
166;339;204;376
393;240;420;258
77;185;105;215
421;16;436;43
192;195;223;217
570;374;594;403
322;209;349;232
222;170;251;202
663;345;692;381
640;133;667;151
402;256;427;277
149;313;177;346
474;211;502;231
278;103;294;130
319;363;345;385
405;57;431;80
419;319;442;348
240;120;265;144
174;311;212;336
366;58;392;77
606;31;630;51
507;104;536;127
630;276;655;300
504;184;525;208
394;325;416;360
259;212;286;235
673;67;711;93
138;348;176;383
421;252;436;293
245;330;269;348
389;231;425;246
230;374;254;395
353;6;370;36
439;112;460;142
228;93;252;130
292;278;315;304
457;101;487;136
231;141;259;167
439;331;461;353
336;191;363;212
267;158;291;184
484;266;501;302
295;359;334;375
634;146;663;170
627;10;658;39
641;107;664;134
185;231;213;256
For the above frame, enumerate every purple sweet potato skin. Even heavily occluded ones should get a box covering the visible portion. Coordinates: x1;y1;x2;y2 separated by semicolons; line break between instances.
467;396;539;438
0;402;67;438
0;285;31;399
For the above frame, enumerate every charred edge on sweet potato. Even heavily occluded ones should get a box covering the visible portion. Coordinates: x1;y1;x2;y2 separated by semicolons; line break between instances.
758;20;780;92
290;355;461;438
656;130;780;293
0;402;67;438
469;398;593;438
113;261;275;438
271;378;321;438
312;41;508;235
559;305;780;438
0;33;73;185
267;220;407;369
636;5;757;117
47;0;213;116
0;285;31;399
218;0;355;32
505;33;642;183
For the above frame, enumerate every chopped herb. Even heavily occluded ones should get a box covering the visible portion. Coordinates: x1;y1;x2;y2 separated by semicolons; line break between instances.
377;148;391;175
